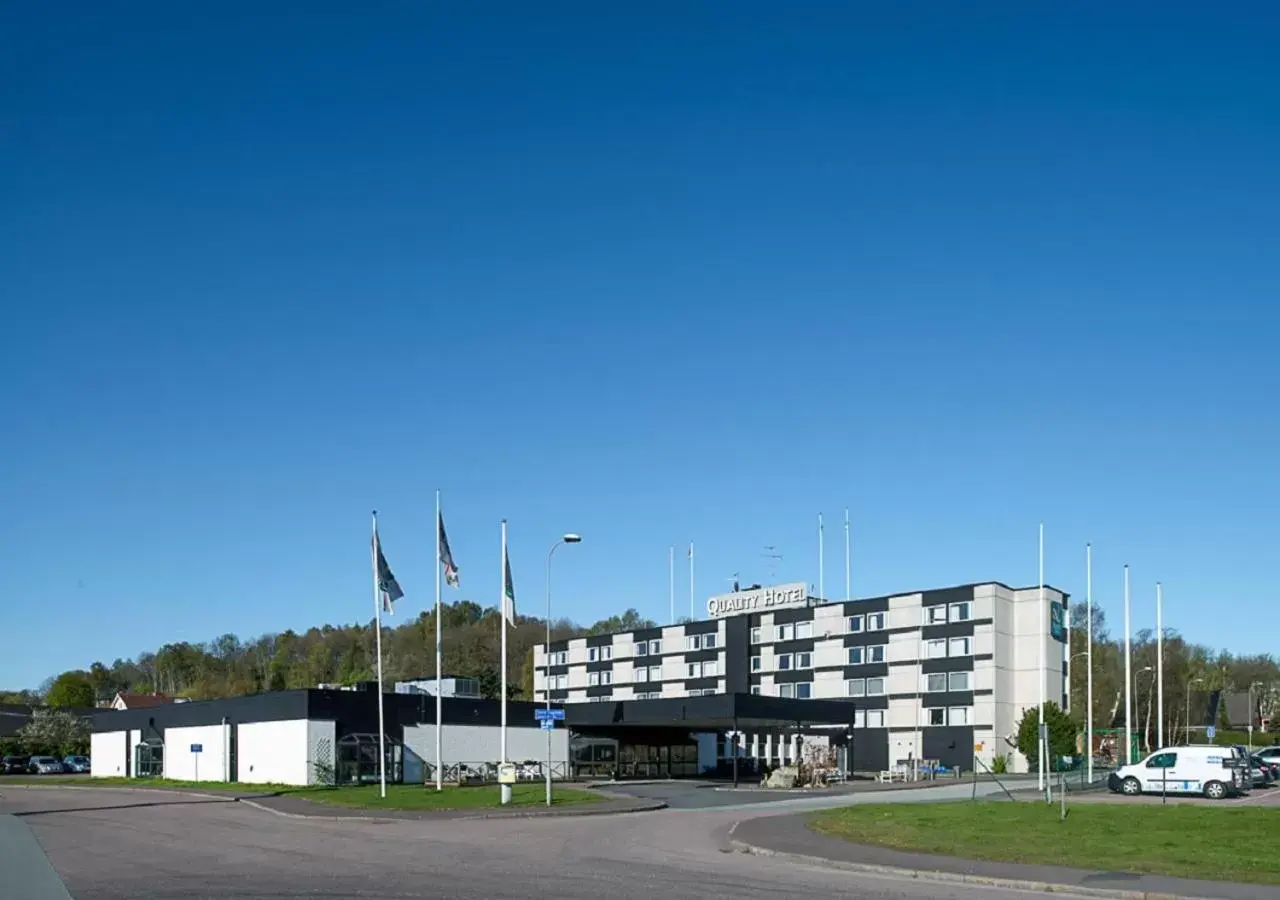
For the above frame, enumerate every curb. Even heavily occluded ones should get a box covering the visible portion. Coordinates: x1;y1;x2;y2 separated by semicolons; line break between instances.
725;826;1219;900
238;796;668;823
0;784;241;803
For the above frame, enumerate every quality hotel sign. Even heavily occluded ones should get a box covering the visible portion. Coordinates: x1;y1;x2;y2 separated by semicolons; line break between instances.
706;582;809;619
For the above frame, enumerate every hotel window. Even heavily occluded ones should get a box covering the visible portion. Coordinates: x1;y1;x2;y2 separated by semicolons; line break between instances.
588;695;612;703
949;601;973;623
949;637;972;657
704;660;718;677
750;656;762;672
776;623;794;642
589;647;598;662
847;678;865;697
777;653;793;671
704;633;717;650
750;627;762;644
925;638;947;659
549;651;568;666
601;671;613;685
847;615;864;633
948;671;972;692
589;646;613;662
779;683;795;699
924;673;947;692
866;710;886;728
687;661;717;678
948;707;972;726
634;667;649;683
690;688;717;697
926;708;945;726
854;709;867;727
686;634;701;651
552;674;568;690
634;642;648;657
795;652;812;670
750;685;762;696
867;644;886;663
848;646;864;665
589;672;600;686
601;646;613;661
635;691;659;700
865;676;885;696
866;612;886;631
795;682;812;699
795;621;813;640
649;640;663;655
924;605;948;625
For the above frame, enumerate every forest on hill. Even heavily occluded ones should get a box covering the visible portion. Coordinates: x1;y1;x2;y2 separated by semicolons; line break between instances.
1;602;658;707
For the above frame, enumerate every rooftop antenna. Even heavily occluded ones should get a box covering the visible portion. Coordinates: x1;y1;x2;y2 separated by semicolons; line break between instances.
727;572;740;593
761;546;783;581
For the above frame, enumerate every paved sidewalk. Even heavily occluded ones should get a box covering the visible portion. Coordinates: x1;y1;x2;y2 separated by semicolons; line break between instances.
729;812;1276;900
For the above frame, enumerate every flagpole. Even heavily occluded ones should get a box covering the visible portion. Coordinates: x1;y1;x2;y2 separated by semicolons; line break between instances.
668;546;675;625
1123;564;1133;765
1038;522;1045;794
372;511;387;800
434;490;443;792
1156;582;1164;749
844;507;851;603
500;519;509;804
818;513;824;600
1086;543;1094;784
688;541;695;620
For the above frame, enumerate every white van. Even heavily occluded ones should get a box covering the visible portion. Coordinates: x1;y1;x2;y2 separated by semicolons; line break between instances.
1108;745;1247;800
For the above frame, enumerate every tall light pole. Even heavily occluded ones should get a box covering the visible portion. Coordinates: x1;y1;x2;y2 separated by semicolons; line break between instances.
1085;543;1093;783
1185;677;1204;745
1156;583;1164;750
545;533;581;806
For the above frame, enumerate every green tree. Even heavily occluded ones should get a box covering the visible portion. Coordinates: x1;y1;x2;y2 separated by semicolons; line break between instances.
18;708;90;756
45;671;95;708
1016;702;1077;771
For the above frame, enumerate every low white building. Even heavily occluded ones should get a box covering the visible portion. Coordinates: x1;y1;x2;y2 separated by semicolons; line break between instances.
90;687;568;786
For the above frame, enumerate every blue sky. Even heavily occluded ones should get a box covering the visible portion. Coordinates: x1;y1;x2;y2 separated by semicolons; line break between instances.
2;3;1277;689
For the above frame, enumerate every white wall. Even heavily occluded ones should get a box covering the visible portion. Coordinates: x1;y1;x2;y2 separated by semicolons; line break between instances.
91;731;127;777
164;724;229;782
237;719;311;785
401;724;568;775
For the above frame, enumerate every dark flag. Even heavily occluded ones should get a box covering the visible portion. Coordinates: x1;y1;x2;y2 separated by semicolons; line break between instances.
502;543;516;625
373;527;404;613
438;511;460;588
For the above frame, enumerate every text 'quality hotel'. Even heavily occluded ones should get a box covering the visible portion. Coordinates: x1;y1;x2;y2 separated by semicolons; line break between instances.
534;579;1068;773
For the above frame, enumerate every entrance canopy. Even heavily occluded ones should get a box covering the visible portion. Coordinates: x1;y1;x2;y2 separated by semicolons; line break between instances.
563;693;855;731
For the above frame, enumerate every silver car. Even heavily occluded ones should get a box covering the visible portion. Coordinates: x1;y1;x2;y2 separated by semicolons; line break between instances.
27;755;65;774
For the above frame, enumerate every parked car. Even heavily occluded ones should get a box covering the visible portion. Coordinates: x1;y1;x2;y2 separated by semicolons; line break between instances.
27;755;66;774
1254;746;1280;778
1108;745;1246;799
62;755;91;774
2;755;30;774
1248;754;1276;787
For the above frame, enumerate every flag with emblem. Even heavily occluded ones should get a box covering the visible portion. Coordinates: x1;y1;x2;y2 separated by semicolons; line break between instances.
373;525;404;614
438;510;459;588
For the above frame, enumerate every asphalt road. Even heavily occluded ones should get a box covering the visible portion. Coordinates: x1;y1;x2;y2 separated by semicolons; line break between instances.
2;782;1087;900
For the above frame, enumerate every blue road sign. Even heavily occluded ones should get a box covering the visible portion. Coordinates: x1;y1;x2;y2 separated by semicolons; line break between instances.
190;743;203;753
534;708;565;721
1206;725;1216;740
540;719;556;731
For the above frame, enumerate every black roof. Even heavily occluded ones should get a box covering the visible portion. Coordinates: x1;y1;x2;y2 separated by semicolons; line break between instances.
564;693;857;730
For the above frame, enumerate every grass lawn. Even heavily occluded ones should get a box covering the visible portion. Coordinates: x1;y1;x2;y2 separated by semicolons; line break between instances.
809;802;1280;885
1;776;309;793
300;783;601;810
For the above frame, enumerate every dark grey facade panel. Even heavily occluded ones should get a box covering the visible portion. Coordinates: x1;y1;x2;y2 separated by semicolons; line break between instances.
847;730;889;772
549;690;569;701
631;627;664;642
772;670;816;685
723;615;749;694
974;653;994;662
548;665;569;676
684;677;719;692
842;632;893;648
771;639;816;656
584;660;614;673
845;694;889;710
923;725;975;769
683;620;719;636
585;685;614;698
92;691;310;734
919;691;975;709
771;607;815;625
548;639;570;653
683;649;720;664
921;621;977;640
920;656;975;675
584;634;614;648
921;586;976;608
841;663;889;680
843;597;890;614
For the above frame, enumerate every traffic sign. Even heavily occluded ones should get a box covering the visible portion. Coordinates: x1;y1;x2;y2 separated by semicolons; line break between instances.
1206;725;1216;740
190;743;203;753
534;708;565;721
540;719;556;731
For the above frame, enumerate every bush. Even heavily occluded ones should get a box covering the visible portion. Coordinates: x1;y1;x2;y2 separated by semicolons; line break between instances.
1016;702;1077;771
990;753;1009;775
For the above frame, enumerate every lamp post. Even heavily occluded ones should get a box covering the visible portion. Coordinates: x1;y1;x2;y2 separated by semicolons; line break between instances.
1185;677;1204;745
544;533;581;807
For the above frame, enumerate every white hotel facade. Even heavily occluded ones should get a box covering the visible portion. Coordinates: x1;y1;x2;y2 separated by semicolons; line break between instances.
534;580;1068;773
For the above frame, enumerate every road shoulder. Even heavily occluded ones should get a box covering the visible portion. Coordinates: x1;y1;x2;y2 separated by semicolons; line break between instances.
729;812;1276;900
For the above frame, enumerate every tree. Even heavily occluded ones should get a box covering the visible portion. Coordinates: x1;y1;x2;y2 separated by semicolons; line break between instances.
45;671;95;708
1016;702;1077;771
18;708;90;757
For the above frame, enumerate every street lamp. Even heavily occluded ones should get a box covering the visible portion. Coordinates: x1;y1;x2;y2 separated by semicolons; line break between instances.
544;533;582;807
1185;677;1204;745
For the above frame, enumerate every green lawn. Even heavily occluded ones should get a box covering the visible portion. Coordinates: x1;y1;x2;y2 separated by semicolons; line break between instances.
809;802;1280;885
0;776;307;793
301;783;601;810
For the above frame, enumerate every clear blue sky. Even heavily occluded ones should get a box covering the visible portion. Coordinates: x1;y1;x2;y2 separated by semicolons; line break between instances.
2;3;1277;689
